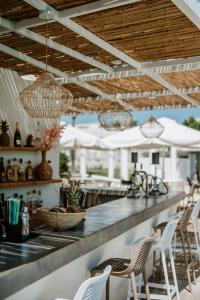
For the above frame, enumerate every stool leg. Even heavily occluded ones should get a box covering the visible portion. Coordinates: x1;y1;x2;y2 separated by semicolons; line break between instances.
193;221;200;263
186;230;196;285
143;268;150;300
161;250;171;300
130;272;138;300
180;230;192;291
169;248;180;300
106;276;110;300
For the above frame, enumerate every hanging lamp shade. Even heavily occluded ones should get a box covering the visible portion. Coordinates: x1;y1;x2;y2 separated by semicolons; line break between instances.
98;110;133;131
140;116;164;138
20;72;73;118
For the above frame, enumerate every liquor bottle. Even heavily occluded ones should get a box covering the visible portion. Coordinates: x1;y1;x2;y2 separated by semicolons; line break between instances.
19;195;25;213
26;161;33;181
18;158;25;181
14;122;22;147
37;190;43;207
6;159;13;181
26;192;32;215
31;190;37;214
35;121;42;147
0;157;6;182
21;206;29;240
12;158;19;181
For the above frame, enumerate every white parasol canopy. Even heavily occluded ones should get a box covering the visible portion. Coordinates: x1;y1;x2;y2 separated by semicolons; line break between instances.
60;125;114;150
102;117;200;149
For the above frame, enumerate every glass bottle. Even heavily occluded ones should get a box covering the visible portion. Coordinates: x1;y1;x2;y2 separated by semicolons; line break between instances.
21;206;29;240
26;192;32;215
14;122;22;147
12;158;19;182
26;160;33;181
18;158;25;181
35;121;42;147
6;159;13;182
31;190;37;214
37;190;43;207
0;157;6;182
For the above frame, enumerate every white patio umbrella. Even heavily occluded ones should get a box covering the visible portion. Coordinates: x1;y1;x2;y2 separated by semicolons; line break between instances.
60;125;114;150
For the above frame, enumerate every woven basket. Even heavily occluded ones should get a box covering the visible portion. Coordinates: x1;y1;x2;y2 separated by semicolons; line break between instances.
37;207;86;230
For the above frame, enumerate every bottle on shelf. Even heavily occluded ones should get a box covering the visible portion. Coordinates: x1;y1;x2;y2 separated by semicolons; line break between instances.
0;157;6;182
6;159;13;182
12;158;19;182
35;121;42;147
21;206;29;240
37;190;43;207
26;160;33;181
18;158;25;181
14;122;22;147
31;190;38;214
19;195;25;213
26;192;32;215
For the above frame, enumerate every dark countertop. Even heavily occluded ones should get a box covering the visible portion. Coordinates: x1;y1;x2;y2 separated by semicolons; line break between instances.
0;191;184;299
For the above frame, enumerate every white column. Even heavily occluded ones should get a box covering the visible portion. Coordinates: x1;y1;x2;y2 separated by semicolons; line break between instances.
80;149;87;178
171;146;177;182
108;150;114;179
120;149;129;180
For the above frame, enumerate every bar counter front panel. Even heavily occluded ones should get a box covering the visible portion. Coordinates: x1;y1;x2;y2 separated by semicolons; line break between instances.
0;191;184;299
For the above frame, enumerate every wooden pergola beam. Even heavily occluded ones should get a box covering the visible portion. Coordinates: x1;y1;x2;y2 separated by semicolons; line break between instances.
24;0;200;108
0;0;140;34
0;17;113;73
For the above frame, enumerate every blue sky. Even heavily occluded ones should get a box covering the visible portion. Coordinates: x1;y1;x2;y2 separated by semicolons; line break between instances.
62;107;200;125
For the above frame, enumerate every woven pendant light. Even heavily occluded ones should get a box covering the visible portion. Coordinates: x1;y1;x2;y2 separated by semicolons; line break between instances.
140;116;164;138
20;72;73;118
19;19;73;118
98;110;133;131
98;60;133;131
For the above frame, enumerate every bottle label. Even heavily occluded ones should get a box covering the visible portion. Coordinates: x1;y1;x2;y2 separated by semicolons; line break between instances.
27;169;33;180
16;139;21;145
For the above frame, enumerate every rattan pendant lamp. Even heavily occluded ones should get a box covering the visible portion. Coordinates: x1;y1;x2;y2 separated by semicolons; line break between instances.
20;19;73;118
140;116;164;138
98;60;133;131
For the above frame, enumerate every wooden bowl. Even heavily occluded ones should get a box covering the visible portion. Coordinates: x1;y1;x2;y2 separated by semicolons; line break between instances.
37;207;86;230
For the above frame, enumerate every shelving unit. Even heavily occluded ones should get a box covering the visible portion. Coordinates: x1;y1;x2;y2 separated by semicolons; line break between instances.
0;146;50;152
0;179;61;188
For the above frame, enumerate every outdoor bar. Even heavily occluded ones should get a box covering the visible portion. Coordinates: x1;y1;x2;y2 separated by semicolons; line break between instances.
1;1;200;300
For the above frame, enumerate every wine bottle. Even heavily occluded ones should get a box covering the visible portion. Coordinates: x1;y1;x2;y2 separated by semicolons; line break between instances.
14;122;22;147
26;160;33;181
12;158;19;181
18;158;25;181
0;157;6;182
6;159;13;182
35;121;42;147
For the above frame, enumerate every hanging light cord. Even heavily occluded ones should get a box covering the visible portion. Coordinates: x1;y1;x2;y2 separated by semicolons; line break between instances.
45;19;48;71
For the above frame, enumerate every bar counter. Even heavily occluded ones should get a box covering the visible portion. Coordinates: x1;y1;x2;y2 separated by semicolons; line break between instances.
0;191;184;300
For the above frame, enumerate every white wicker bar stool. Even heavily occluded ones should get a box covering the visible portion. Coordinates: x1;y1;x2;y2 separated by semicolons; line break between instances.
190;199;200;262
90;235;155;300
131;219;180;300
55;265;111;300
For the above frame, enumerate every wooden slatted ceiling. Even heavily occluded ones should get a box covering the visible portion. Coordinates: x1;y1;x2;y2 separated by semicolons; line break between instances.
0;0;95;21
0;22;117;74
75;0;200;61
161;71;200;88
64;83;96;98
90;76;164;94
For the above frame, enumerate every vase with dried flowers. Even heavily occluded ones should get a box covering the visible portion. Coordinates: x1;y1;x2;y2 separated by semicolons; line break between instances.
35;124;65;180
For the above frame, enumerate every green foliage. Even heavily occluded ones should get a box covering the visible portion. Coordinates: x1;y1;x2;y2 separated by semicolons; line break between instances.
130;118;138;127
59;152;69;176
183;116;200;131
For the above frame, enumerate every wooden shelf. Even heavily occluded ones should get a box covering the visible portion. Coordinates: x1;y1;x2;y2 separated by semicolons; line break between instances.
0;146;50;152
0;179;61;188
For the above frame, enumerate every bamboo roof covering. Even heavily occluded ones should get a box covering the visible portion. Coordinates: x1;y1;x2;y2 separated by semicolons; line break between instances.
0;0;200;113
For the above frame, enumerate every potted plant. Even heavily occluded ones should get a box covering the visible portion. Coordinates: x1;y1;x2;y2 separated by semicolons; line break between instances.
37;180;86;230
